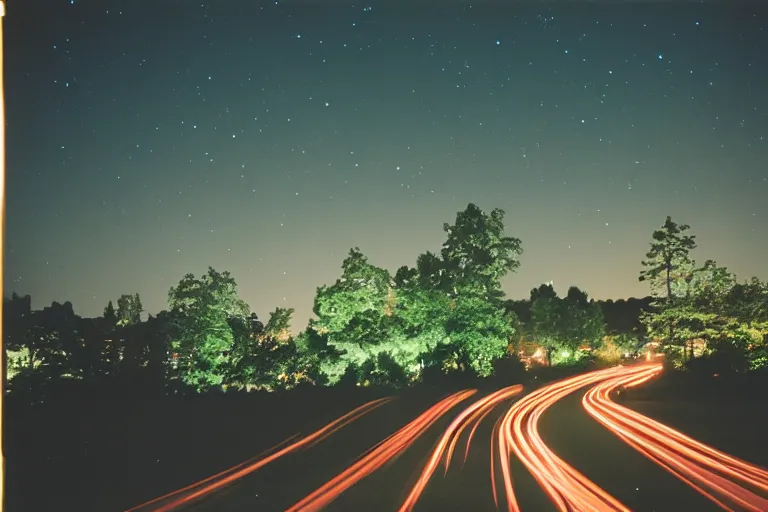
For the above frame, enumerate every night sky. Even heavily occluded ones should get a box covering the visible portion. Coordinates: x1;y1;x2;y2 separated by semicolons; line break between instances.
5;0;767;330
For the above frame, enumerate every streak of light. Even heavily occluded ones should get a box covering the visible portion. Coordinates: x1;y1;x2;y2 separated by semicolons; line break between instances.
498;365;650;512
398;385;524;512
463;397;502;466
125;396;393;512
287;389;477;512
490;415;504;509
583;363;768;511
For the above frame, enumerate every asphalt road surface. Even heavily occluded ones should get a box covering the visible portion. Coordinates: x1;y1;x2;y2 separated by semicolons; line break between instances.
122;364;768;512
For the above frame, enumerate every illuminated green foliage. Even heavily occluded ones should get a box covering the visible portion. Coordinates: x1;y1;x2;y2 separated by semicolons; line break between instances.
311;248;395;369
639;216;698;300
445;295;517;376
167;267;250;391
307;204;524;383
529;285;605;365
638;227;768;373
116;293;143;327
437;204;523;376
440;203;522;303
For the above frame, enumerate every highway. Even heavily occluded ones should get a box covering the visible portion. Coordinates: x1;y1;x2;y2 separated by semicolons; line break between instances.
583;365;768;511
122;363;768;512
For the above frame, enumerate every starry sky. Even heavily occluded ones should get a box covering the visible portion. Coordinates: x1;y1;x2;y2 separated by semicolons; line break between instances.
5;0;767;330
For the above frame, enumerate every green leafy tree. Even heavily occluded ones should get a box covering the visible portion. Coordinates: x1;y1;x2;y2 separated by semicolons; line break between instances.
445;295;517;376
168;267;250;391
530;294;563;365
295;326;344;384
311;248;394;372
227;312;264;388
530;286;605;365
639;216;698;300
230;307;303;390
643;259;766;369
4;293;38;379
639;216;697;351
116;293;143;326
388;263;451;373
264;307;294;342
441;203;523;303
438;204;523;375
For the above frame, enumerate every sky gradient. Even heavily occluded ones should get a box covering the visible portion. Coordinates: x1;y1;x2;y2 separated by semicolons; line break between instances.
5;0;767;330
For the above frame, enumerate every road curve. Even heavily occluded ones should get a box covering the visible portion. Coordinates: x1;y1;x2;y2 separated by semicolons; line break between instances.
583;363;768;512
398;384;524;512
497;365;652;512
124;396;393;512
286;389;477;512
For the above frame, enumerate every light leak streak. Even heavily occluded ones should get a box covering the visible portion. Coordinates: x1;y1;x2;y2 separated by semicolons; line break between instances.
124;397;393;512
498;365;647;512
398;384;524;512
583;363;768;511
287;389;477;512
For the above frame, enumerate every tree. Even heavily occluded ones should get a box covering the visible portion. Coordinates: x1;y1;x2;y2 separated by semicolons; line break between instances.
4;293;36;380
445;294;517;376
167;267;250;391
639;216;697;349
391;263;452;364
530;283;558;303
565;286;589;308
295;326;345;385
530;295;563;365
312;248;393;372
437;204;523;376
103;300;117;325
264;307;295;343
116;293;143;326
230;307;321;390
530;286;605;365
639;216;698;300
441;203;523;302
443;204;521;298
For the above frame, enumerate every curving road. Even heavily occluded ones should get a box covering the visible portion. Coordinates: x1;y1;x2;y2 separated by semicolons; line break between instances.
125;397;394;512
122;362;768;512
583;364;768;512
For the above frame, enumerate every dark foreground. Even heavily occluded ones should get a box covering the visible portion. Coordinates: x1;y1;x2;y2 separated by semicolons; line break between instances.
6;372;768;512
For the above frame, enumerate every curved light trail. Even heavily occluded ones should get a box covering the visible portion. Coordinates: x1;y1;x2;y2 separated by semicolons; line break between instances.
286;389;477;512
583;363;768;512
124;396;393;512
497;365;643;512
122;362;768;512
399;384;524;512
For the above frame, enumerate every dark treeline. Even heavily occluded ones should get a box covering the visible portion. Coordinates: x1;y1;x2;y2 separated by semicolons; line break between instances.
4;205;767;403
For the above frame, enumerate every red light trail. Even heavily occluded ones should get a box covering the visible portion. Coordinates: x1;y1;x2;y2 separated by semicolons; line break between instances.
497;365;642;512
122;362;768;512
583;362;768;512
124;396;392;512
286;389;477;512
398;384;524;512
